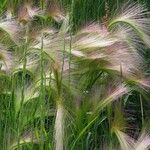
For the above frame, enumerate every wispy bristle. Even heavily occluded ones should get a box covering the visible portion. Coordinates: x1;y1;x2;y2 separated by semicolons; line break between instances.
114;130;134;150
113;128;150;150
107;85;128;100
0;45;13;72
15;84;39;112
73;24;143;76
47;0;65;22
18;4;41;23
79;23;108;34
99;85;128;110
74;24;117;49
0;19;21;43
135;132;150;150
109;2;150;47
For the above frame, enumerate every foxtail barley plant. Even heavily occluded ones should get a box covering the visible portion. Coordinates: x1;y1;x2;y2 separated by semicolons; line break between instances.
0;0;150;150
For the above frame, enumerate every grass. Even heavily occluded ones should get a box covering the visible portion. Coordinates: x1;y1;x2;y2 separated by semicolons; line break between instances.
0;0;150;150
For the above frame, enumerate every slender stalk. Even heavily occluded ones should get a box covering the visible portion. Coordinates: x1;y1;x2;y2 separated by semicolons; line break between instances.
54;1;75;148
68;0;74;88
17;22;29;149
140;94;144;126
39;1;45;148
116;0;119;9
60;35;66;93
39;29;45;150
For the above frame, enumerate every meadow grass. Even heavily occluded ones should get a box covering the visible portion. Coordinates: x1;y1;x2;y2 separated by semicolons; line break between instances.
0;0;150;150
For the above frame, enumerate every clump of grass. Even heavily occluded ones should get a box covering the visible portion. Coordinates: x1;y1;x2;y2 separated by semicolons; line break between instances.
0;1;150;150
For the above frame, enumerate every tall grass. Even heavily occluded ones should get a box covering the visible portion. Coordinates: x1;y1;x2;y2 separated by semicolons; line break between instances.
0;0;150;150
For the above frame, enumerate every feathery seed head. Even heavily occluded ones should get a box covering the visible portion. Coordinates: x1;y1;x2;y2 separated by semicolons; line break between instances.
0;45;13;73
